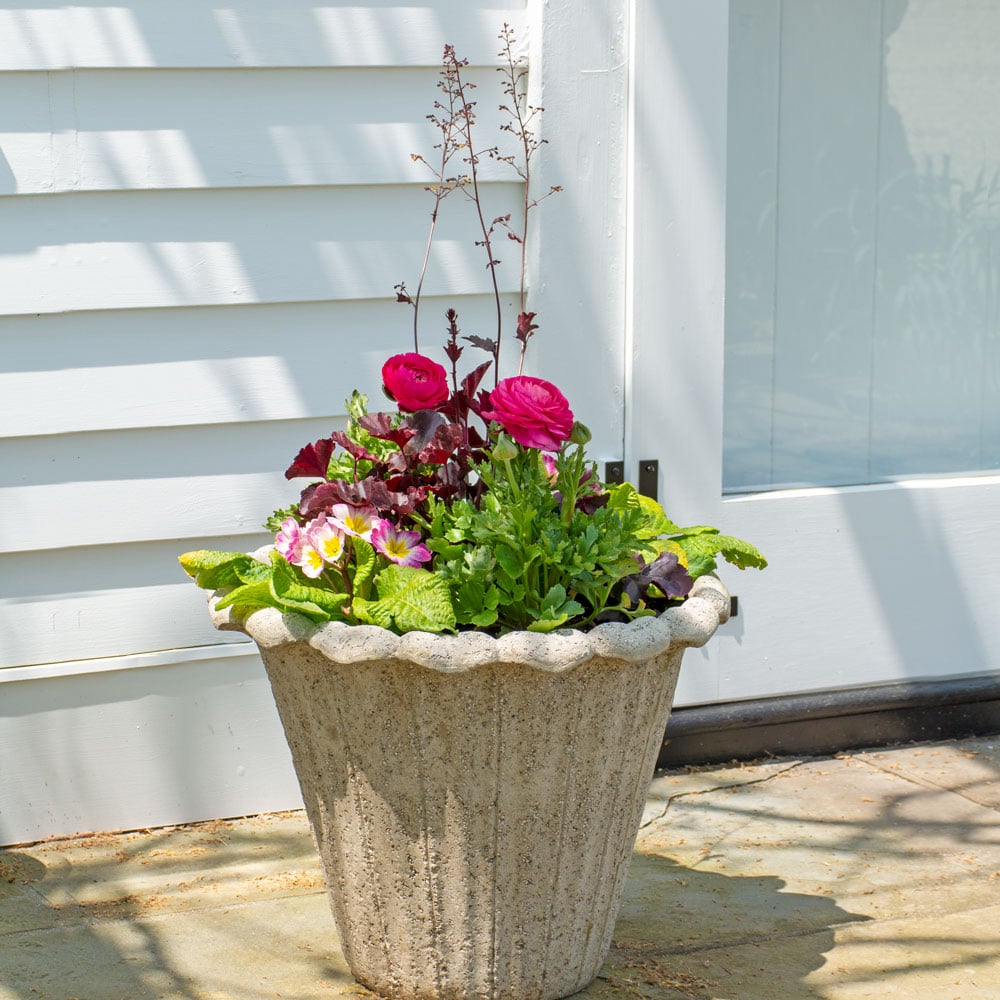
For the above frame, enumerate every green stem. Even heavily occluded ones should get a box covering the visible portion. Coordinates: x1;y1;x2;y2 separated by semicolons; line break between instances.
501;456;521;503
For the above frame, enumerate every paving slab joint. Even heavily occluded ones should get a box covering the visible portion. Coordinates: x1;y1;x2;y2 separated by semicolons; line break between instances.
639;760;807;829
850;751;1000;813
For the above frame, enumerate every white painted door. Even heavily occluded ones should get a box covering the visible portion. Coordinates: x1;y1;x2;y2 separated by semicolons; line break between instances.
629;0;1000;707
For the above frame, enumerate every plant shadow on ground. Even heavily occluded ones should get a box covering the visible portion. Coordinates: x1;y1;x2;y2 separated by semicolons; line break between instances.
583;852;869;1000
0;813;353;1000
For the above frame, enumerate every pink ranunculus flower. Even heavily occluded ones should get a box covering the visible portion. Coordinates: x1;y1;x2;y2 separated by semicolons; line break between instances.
482;376;575;452
381;353;449;411
370;520;432;567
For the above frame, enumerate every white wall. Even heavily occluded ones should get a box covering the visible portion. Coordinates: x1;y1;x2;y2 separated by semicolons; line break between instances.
0;1;531;844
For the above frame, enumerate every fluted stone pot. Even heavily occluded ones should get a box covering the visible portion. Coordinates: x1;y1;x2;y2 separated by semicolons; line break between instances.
209;575;730;1000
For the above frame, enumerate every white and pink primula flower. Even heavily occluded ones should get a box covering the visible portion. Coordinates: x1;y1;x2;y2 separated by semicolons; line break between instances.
276;514;348;578
330;503;377;541
370;521;432;567
274;517;304;563
297;541;326;578
307;513;346;564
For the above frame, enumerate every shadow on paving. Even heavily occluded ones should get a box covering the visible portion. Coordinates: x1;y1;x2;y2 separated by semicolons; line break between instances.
596;852;868;999
0;814;352;1000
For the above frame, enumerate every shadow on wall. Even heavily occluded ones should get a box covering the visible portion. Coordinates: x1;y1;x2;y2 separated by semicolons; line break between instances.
0;149;14;192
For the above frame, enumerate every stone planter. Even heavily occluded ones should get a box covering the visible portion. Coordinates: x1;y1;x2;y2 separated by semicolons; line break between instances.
210;575;729;1000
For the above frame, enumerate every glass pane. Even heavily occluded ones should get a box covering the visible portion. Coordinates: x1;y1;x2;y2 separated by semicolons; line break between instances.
723;0;1000;492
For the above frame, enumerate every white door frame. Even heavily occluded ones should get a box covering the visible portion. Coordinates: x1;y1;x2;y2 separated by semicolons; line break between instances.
627;0;1000;707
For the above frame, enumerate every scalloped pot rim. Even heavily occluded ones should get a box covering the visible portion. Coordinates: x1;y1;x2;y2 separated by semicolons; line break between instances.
209;575;731;674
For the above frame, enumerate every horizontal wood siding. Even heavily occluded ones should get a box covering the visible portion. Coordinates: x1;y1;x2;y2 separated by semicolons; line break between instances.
0;4;523;69
0;1;527;840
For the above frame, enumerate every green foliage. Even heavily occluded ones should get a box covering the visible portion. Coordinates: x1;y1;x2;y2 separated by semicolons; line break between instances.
181;454;765;637
354;565;456;634
179;30;767;639
178;550;270;590
605;483;768;577
178;547;456;634
417;449;655;632
264;505;300;534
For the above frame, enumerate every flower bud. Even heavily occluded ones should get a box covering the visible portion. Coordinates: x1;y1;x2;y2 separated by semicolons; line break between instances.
491;433;519;462
569;421;592;446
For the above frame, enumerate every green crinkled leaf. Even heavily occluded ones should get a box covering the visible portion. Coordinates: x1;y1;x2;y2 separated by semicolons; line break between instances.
352;597;394;629
674;534;721;578
360;565;456;634
214;579;274;613
351;538;377;594
604;484;681;537
179;550;270;590
269;553;348;620
671;524;722;538
711;534;768;571
675;532;767;578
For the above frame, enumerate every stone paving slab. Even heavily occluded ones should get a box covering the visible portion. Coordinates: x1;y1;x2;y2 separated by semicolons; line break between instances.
0;737;997;1000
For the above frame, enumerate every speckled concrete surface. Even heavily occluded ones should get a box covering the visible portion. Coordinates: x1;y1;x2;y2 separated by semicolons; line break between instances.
2;736;998;1000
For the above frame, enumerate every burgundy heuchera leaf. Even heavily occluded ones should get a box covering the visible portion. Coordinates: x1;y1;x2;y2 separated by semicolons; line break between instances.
285;438;335;480
623;551;694;606
357;412;414;448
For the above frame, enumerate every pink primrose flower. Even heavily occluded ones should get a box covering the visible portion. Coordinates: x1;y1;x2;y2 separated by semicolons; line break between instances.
381;353;449;412
330;503;377;541
481;376;575;452
298;543;326;579
307;514;346;564
274;517;304;563
370;520;432;567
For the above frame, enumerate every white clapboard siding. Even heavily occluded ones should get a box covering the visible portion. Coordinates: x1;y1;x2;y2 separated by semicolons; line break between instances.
0;539;267;669
0;582;255;670
0;183;523;315
0;0;539;841
0;294;520;436
0;649;303;846
1;67;516;195
0;4;525;70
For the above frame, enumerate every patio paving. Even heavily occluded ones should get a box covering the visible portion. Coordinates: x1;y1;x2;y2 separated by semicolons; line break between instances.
1;735;998;999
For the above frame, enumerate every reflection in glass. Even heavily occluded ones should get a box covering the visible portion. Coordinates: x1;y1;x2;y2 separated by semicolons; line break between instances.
723;0;1000;492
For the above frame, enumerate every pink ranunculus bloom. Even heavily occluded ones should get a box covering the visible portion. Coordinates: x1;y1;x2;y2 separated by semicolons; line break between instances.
481;376;575;452
329;503;377;541
370;520;433;567
274;516;304;563
542;453;558;484
381;353;449;411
